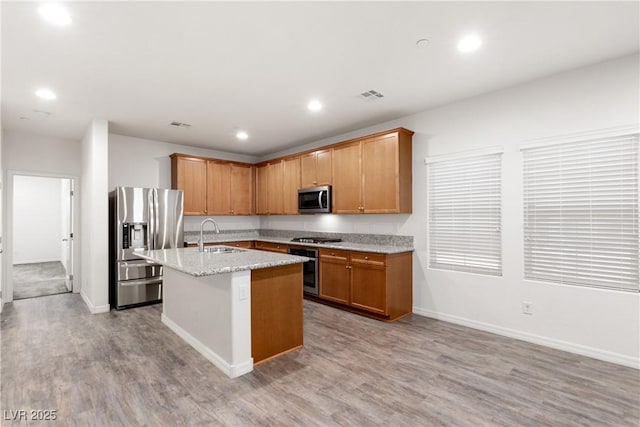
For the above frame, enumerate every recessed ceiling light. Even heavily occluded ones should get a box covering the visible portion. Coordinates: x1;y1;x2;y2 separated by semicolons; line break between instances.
35;88;57;100
236;131;249;141
38;3;72;26
307;99;322;112
457;34;482;53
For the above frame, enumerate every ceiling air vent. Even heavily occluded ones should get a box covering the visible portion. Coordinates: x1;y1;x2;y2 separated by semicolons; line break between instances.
359;89;385;101
169;121;192;128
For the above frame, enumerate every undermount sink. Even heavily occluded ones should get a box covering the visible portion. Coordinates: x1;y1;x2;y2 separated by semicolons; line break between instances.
202;246;246;254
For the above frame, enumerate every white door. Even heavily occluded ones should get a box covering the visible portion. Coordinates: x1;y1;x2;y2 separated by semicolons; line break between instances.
61;179;74;291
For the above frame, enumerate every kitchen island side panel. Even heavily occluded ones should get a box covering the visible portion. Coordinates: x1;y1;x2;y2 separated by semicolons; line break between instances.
161;268;253;378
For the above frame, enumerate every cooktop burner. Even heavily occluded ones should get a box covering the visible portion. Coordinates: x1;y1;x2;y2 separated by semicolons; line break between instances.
291;237;343;244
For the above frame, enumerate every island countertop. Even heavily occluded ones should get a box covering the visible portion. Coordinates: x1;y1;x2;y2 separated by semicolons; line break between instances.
135;246;308;277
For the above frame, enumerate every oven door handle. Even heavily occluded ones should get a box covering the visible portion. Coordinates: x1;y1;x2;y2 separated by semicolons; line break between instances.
119;277;163;287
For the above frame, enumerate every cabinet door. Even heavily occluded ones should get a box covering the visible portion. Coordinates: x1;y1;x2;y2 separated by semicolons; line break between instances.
315;149;332;186
175;157;207;215
206;161;231;215
255;164;269;214
362;134;399;213
350;253;388;314
267;161;284;214
332;142;362;213
300;152;317;188
283;157;301;214
230;164;253;215
319;257;350;304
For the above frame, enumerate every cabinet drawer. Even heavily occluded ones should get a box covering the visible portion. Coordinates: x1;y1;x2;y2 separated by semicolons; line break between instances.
319;248;350;262
350;252;386;266
255;241;289;253
224;240;254;249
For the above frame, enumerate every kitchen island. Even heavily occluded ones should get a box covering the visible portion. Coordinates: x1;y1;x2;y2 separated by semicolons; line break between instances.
135;246;307;378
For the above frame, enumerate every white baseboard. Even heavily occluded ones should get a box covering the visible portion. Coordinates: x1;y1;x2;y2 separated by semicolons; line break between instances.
413;307;639;370
80;290;110;314
162;313;253;378
13;258;61;265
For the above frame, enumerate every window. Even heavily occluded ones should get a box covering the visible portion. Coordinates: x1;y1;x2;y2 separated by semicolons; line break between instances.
427;151;502;276
522;134;639;291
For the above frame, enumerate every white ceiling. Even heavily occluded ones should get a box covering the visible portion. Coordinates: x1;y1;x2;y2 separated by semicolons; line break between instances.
2;1;638;156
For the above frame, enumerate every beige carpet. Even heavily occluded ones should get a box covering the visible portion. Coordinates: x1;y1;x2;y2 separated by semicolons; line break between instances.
12;261;70;300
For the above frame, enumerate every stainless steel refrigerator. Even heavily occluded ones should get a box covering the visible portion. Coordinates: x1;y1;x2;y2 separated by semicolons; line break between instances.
109;187;184;310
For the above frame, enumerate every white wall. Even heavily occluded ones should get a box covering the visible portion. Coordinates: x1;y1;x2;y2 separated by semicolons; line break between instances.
108;133;258;189
264;54;640;367
80;119;110;313
0;127;3;310
13;176;62;264
108;133;260;232
2;130;82;176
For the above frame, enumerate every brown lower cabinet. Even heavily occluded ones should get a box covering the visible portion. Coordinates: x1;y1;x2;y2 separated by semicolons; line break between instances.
251;263;303;364
223;240;254;249
253;241;289;253
318;248;412;321
185;240;255;249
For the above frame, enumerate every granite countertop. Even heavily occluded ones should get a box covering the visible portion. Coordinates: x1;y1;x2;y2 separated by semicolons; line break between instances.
134;247;308;277
184;234;414;255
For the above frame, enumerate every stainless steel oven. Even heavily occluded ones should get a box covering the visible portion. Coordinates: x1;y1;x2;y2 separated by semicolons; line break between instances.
288;247;318;296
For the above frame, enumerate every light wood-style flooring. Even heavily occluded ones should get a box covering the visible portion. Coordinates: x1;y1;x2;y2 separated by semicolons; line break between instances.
1;293;638;426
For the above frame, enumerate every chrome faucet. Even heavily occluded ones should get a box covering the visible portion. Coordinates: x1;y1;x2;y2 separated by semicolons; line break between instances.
198;218;221;252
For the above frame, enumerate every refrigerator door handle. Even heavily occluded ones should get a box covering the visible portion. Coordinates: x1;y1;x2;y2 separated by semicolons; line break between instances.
149;188;157;250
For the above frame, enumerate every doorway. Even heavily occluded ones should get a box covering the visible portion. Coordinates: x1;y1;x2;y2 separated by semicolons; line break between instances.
10;175;75;300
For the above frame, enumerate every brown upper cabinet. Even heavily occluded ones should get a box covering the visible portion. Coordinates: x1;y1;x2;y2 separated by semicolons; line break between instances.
282;156;301;214
256;157;300;215
171;153;254;216
300;149;332;188
332;129;413;214
171;155;207;215
171;127;412;216
255;160;286;215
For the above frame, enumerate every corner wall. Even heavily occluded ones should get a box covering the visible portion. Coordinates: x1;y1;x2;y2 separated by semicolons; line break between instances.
80;119;110;313
2;131;82;303
262;54;640;367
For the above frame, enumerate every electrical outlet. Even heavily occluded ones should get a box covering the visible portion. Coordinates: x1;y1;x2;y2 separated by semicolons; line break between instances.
522;301;533;315
239;284;249;301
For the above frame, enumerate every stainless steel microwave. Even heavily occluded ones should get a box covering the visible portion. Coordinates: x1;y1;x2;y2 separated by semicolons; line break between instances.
298;186;332;214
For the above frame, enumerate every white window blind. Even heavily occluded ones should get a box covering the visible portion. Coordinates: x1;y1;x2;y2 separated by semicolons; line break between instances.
428;153;502;276
522;134;639;291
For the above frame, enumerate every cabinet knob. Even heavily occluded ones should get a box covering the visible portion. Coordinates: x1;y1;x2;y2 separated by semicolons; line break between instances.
331;252;335;256
364;256;368;260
